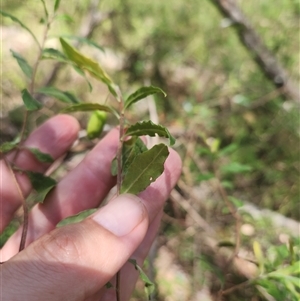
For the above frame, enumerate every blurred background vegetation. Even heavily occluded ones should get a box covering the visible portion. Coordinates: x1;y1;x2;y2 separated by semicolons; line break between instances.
1;0;299;300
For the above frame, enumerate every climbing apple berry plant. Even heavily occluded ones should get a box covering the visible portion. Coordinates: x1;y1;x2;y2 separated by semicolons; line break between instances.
1;1;175;300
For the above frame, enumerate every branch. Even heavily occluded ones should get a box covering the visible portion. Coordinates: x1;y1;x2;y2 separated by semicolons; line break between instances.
211;0;300;103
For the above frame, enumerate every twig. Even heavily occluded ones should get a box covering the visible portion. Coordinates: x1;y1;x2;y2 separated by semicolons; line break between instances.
170;189;215;235
221;279;251;296
12;14;52;162
3;158;28;251
10;12;54;252
116;95;125;196
210;0;299;103
116;88;125;301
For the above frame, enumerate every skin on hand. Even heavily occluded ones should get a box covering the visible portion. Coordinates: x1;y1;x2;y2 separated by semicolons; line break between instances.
0;114;182;301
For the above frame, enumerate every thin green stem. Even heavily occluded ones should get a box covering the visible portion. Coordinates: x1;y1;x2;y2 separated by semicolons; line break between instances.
13;16;52;162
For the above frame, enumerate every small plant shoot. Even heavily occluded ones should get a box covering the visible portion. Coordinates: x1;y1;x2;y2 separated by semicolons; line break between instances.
1;2;175;300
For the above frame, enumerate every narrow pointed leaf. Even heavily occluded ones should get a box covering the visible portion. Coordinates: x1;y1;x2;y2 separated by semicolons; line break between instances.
129;259;155;297
26;172;57;203
55;14;74;23
125;120;175;145
63;91;81;104
42;48;68;62
124;86;166;110
38;87;80;104
59;38;117;97
62;103;118;118
0;141;19;153
121;144;169;195
26;147;54;163
42;49;92;91
54;0;61;12
73;66;93;92
59;35;104;52
21;89;43;111
40;0;49;20
0;10;40;47
57;208;97;227
253;241;265;274
10;50;32;78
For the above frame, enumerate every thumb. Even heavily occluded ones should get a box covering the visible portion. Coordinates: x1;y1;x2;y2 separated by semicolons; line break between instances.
1;194;148;301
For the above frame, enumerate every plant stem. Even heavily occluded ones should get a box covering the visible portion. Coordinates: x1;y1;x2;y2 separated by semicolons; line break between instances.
4;158;28;251
116;111;125;195
116;88;125;301
11;15;53;252
221;279;251;296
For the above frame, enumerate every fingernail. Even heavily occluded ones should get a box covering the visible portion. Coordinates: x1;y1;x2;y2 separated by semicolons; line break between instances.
91;194;146;237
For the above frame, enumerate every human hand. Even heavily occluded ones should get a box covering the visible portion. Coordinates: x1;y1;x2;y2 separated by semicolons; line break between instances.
0;114;182;301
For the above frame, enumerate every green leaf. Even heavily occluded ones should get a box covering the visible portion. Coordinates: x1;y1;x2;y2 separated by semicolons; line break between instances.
0;137;20;153
218;143;239;157
105;282;113;289
59;38;117;97
268;261;300;277
0;10;40;47
62;103;118;118
54;0;61;12
57;208;97;227
122;137;148;175
38;87;80;104
124;86;166;110
121;144;169;195
42;48;68;62
26;172;57;203
207;138;220;153
228;196;244;208
10;50;32;78
221;162;252;175
21;89;43;111
63;92;81;104
26;147;54;163
0;142;17;153
86;110;107;139
111;137;148;177
125;120;175;145
40;0;49;20
59;35;104;52
110;159;118;177
253;241;265;274
197;172;215;182
73;66;93;92
55;14;74;23
221;181;234;190
129;259;155;298
39;17;46;24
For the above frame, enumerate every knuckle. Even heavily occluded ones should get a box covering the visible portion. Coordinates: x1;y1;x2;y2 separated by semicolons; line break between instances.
34;225;84;265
